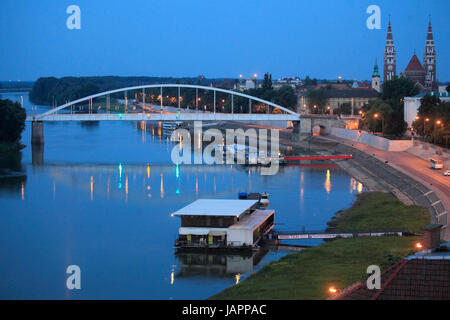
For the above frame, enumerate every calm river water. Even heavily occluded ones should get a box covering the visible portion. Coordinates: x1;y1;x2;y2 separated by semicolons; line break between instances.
0;92;363;299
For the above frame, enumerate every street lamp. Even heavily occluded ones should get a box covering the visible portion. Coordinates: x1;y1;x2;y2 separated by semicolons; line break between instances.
373;113;384;134
434;120;443;145
328;286;338;294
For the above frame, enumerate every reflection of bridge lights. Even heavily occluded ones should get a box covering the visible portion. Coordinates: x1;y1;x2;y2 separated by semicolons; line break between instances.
147;164;150;178
119;163;123;178
160;172;164;199
176;164;179;178
235;273;241;285
90;175;94;201
170;270;174;285
125;175;128;199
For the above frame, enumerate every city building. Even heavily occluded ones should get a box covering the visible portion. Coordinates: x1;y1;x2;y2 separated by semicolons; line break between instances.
273;77;302;89
300;82;379;113
423;20;438;92
383;19;397;83
401;54;426;90
404;91;450;127
386;18;438;92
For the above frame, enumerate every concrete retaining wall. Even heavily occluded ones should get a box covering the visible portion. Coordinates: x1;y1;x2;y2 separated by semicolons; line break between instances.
331;128;413;151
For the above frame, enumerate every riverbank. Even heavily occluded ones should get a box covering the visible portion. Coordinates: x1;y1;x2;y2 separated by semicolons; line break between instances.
211;192;429;300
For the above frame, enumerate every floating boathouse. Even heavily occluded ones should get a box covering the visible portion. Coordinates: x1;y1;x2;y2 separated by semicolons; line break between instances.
172;199;275;250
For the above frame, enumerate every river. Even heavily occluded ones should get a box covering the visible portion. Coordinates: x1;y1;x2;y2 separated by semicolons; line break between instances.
0;92;363;299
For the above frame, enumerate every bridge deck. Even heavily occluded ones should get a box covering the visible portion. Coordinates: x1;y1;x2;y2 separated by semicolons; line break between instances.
26;113;300;122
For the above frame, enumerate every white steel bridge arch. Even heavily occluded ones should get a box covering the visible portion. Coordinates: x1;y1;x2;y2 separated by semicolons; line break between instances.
29;84;300;121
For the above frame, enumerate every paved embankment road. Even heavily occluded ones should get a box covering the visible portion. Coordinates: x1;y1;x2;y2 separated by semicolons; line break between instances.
326;136;449;241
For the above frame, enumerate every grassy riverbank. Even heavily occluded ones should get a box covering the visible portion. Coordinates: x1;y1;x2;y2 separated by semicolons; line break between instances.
211;192;430;300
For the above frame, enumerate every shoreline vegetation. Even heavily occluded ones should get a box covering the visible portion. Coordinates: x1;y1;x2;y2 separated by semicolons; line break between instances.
210;192;429;300
0;142;25;154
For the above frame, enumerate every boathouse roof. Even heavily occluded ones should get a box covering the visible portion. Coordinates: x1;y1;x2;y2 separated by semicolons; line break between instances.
171;199;258;217
229;209;274;231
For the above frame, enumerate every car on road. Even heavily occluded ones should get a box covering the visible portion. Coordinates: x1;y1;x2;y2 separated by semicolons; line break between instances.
444;169;450;176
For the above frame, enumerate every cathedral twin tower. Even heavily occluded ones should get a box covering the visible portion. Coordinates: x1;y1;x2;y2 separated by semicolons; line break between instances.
383;19;437;92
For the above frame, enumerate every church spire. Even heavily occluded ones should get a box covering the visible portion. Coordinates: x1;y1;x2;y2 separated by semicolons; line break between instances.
384;18;396;83
427;17;434;40
373;58;380;77
424;17;437;91
372;58;381;92
386;19;393;40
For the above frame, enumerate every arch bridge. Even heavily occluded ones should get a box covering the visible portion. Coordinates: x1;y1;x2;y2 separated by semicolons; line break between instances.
27;84;302;144
26;84;300;123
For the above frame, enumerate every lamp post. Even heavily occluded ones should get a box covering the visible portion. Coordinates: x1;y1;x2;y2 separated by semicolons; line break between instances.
425;117;430;139
434;120;443;145
374;113;384;134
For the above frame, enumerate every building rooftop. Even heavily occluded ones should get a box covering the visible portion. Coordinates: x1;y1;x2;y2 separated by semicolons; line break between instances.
229;209;274;231
410;92;450;99
331;256;450;300
171;199;258;217
323;88;379;98
404;54;424;72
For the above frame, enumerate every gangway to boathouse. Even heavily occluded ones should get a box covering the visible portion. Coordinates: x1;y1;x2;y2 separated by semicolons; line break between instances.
268;229;410;241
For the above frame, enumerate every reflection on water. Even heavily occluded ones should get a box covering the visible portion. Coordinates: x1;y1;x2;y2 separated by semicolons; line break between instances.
175;249;270;280
0;152;26;195
0;93;364;299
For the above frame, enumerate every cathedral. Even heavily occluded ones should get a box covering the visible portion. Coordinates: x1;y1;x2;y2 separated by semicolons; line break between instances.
382;19;438;92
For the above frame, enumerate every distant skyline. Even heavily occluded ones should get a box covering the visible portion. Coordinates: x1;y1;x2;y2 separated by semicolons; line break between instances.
1;0;449;81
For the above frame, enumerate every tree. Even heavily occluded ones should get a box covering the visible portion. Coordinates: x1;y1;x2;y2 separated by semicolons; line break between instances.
262;73;272;90
446;84;450;93
306;88;327;113
0;99;26;144
273;85;297;109
303;76;317;86
360;100;391;134
381;76;420;112
418;94;441;116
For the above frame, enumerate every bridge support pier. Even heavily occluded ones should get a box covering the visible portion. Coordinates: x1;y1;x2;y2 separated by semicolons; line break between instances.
32;143;44;166
31;121;44;145
293;119;313;141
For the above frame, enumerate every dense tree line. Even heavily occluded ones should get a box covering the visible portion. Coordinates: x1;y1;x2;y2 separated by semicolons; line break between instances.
412;95;450;147
359;77;420;136
0;99;26;145
29;76;230;106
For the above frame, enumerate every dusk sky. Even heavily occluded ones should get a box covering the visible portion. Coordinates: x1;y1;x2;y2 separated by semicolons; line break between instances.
1;0;449;81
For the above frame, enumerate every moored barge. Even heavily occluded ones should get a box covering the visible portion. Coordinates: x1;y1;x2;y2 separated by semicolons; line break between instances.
172;199;275;251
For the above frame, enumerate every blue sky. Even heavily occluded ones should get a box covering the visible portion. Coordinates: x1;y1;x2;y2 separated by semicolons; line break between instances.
1;0;449;81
